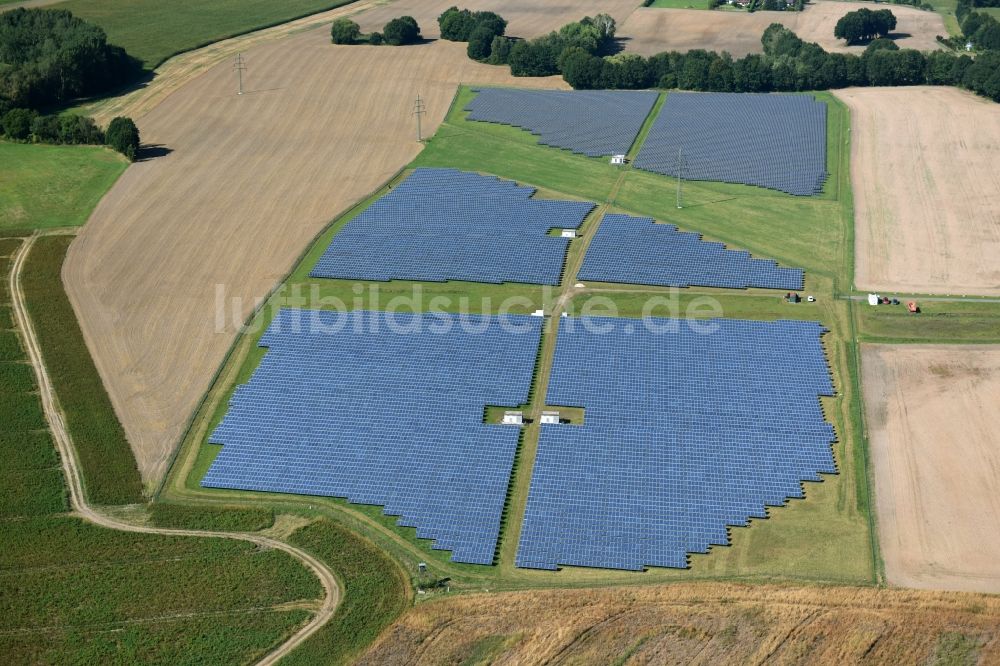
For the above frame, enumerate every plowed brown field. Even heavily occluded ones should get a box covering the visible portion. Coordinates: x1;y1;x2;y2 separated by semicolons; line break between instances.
359;582;1000;664
619;1;945;57
862;344;1000;594
837;86;1000;296
64;27;568;485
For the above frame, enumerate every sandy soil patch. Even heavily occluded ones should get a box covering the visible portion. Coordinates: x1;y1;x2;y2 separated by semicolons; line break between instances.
618;1;945;56
839;87;1000;296
64;27;569;485
862;344;1000;593
359;582;1000;663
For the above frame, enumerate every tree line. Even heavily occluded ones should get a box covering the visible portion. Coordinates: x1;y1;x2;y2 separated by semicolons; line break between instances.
559;24;999;101
956;1;1000;50
331;16;421;46
0;9;141;160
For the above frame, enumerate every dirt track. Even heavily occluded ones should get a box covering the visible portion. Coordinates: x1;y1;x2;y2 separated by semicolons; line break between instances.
359;582;1000;663
862;344;1000;593
65;16;574;485
619;1;945;57
839;87;1000;296
10;233;340;666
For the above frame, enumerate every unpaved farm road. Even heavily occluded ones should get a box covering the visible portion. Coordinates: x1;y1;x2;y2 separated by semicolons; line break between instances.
9;232;340;666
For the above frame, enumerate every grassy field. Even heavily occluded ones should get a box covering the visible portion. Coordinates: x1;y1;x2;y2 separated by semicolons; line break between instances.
164;86;878;592
51;0;356;68
0;143;126;232
0;233;322;664
21;236;144;504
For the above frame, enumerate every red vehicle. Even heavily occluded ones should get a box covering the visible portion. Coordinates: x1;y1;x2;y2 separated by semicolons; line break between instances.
907;301;919;313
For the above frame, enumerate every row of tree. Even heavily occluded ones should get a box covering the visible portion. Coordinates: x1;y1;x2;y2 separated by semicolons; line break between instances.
0;8;141;110
834;8;898;45
1;107;140;159
556;24;1000;102
330;16;421;46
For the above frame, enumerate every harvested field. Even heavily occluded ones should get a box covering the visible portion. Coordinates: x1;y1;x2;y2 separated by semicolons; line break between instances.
618;1;945;56
352;0;642;40
359;582;1000;664
862;344;1000;593
64;26;569;485
838;86;1000;296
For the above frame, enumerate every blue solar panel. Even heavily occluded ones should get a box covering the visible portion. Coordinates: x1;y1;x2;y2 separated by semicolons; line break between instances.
310;168;595;286
633;92;828;196
465;88;660;157
516;316;836;571
202;309;543;565
579;213;804;290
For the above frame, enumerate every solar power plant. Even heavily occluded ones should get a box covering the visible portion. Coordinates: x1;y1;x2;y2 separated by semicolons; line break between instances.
578;213;804;290
633;92;828;196
464;88;660;157
310;168;595;285
515;317;836;571
202;309;544;565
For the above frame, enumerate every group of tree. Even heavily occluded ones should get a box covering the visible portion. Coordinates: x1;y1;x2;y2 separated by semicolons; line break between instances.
0;8;141;110
834;7;898;45
437;7;509;62
554;24;999;102
958;8;1000;50
330;16;421;46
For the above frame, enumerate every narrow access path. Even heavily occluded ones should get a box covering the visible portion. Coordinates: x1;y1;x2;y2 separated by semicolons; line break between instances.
840;294;1000;304
9;231;341;666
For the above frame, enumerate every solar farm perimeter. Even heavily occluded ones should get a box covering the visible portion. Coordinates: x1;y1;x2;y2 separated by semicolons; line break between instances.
167;86;874;588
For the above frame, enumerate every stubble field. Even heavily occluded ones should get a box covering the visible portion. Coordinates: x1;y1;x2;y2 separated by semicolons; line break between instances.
358;582;1000;664
838;86;1000;296
862;344;1000;594
618;1;945;56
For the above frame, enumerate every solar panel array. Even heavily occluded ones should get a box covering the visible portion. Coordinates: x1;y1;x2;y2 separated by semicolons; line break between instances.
310;168;595;286
202;309;543;565
516;316;836;571
579;213;804;290
465;88;660;157
633;92;828;196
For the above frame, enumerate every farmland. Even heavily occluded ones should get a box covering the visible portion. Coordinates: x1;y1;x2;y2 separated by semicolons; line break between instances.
862;345;1000;593
618;1;946;57
49;0;357;67
0;143;127;232
0;233;323;663
359;582;1000;663
837;86;1000;297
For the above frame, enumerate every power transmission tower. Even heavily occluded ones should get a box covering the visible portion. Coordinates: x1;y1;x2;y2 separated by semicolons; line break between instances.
412;94;426;141
675;148;684;209
233;53;247;95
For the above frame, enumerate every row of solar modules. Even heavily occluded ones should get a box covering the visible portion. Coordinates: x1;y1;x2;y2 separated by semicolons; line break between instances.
465;88;660;157
464;88;827;196
310;168;802;291
515;316;835;571
204;310;836;570
204;310;543;565
310;168;595;286
633;92;828;196
579;213;803;290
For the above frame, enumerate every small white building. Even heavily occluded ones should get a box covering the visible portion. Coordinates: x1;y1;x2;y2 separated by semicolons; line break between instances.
867;293;880;306
610;154;627;165
502;411;523;425
540;411;560;424
560;229;577;238
531;309;545;317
